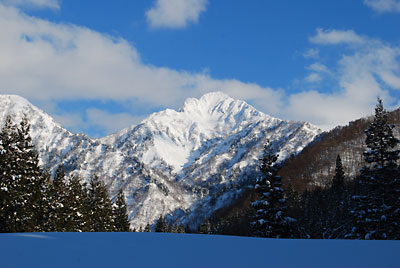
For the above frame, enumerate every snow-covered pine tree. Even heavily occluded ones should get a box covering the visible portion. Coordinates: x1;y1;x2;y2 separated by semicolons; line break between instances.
14;116;48;231
47;165;69;231
251;140;296;238
0;116;18;232
155;215;169;232
0;116;49;232
144;223;151;232
350;98;400;239
88;175;114;232
64;175;88;232
113;189;130;232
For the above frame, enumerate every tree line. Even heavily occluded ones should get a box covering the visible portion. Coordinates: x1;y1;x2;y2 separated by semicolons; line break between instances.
196;98;400;239
0;116;130;232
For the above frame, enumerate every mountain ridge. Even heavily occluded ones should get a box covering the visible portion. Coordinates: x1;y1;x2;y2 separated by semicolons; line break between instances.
0;92;321;229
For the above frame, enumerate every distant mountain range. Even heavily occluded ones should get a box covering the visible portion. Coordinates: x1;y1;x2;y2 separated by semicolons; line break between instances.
0;92;320;229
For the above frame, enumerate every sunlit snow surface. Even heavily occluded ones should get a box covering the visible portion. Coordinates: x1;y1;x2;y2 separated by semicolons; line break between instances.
1;233;399;268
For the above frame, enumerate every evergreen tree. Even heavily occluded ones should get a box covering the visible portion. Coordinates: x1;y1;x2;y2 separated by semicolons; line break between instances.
155;215;169;232
176;224;186;233
326;155;351;238
350;98;400;239
251;140;296;238
88;175;114;232
0;116;18;232
47;165;69;231
332;155;345;192
16;116;49;231
198;219;213;234
0;116;48;232
64;175;88;232
113;189;130;232
144;223;151;232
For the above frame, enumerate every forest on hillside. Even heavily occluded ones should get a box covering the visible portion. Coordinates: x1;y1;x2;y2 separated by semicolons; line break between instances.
198;99;400;240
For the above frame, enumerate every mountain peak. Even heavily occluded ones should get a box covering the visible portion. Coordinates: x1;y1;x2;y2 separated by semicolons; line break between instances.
199;91;232;102
179;91;255;116
180;91;231;112
0;94;32;109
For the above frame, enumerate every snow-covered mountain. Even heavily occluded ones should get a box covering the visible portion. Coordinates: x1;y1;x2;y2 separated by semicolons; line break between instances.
0;92;321;229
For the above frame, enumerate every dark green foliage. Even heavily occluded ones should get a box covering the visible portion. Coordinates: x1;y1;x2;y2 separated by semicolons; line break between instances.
64;175;89;232
113;189;130;232
144;223;151;232
177;224;186;233
198;219;213;234
88;175;114;232
350;98;400;240
0;116;49;232
47;165;69;231
0;116;129;233
332;155;345;192
251;140;297;238
0;116;18;232
363;98;399;168
155;215;169;232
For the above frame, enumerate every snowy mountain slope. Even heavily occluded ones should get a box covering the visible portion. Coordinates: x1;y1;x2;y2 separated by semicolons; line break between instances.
0;93;321;229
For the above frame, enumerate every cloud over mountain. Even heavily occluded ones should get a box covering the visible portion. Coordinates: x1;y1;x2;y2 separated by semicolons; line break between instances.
146;0;208;29
364;0;400;14
0;4;399;134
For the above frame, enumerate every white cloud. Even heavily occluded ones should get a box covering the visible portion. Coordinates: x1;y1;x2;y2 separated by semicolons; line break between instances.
303;48;319;59
146;0;208;29
309;28;365;45
0;4;281;131
307;63;330;73
305;73;322;83
1;0;59;10
364;0;400;13
86;109;146;135
0;5;400;134
291;30;400;130
53;113;85;132
304;63;331;84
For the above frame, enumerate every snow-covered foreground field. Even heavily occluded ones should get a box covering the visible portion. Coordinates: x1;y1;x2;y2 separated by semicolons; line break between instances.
1;233;399;268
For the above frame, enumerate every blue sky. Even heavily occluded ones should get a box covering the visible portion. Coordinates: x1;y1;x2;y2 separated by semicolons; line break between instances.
0;0;400;137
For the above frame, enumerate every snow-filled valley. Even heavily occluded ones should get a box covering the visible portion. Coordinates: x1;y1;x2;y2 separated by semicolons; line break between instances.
0;92;321;229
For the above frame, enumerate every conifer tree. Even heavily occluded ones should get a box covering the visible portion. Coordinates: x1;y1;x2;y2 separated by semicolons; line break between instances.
350;98;400;239
64;175;87;232
0;116;18;232
113;189;130;232
88;175;114;232
144;223;151;232
251;140;296;238
198;219;213;234
155;215;169;232
15;116;48;231
332;155;345;192
176;224;186;233
47;165;69;231
326;155;350;238
0;116;48;232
